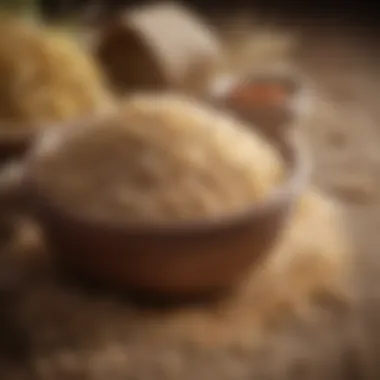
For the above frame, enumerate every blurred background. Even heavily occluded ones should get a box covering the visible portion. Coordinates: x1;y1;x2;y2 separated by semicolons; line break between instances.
0;0;375;26
36;0;379;26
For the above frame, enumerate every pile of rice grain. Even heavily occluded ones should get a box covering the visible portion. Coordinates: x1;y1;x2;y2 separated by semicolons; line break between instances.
32;94;285;223
0;16;113;125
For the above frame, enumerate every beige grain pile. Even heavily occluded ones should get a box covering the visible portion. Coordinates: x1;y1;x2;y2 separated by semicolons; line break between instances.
0;15;113;126
32;94;285;223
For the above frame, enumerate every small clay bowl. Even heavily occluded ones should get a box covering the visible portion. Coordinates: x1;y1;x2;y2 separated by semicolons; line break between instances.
208;72;312;131
0;105;310;299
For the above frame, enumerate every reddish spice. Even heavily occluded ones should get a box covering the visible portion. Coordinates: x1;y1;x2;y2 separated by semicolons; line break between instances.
227;82;288;108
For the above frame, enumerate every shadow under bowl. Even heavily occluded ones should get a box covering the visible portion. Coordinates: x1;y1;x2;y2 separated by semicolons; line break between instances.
21;112;310;299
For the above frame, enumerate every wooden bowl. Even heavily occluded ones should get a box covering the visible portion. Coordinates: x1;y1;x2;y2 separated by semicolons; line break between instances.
1;103;310;299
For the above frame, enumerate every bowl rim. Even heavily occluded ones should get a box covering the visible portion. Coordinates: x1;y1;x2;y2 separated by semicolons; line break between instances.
22;103;311;237
0;107;117;145
0;121;41;143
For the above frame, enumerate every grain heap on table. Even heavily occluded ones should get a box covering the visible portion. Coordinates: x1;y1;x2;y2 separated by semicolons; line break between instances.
31;94;285;223
0;15;113;126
